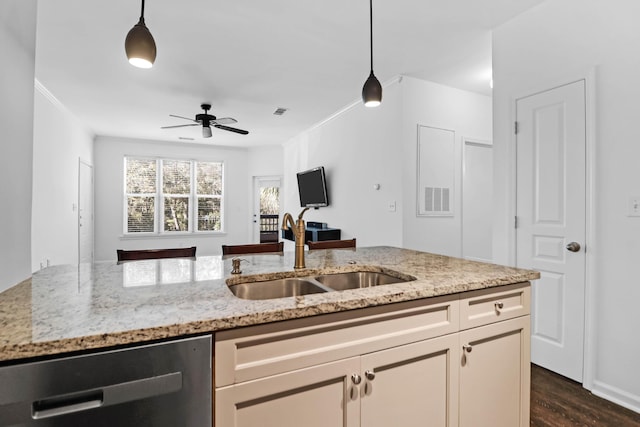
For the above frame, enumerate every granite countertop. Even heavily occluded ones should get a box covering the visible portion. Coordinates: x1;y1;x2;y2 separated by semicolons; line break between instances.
0;246;539;363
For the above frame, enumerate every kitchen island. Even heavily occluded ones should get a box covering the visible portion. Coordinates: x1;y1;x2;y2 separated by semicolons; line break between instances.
0;246;539;426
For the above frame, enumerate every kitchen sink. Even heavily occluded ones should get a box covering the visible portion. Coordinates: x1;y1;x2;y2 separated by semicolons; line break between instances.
228;278;328;300
228;268;416;300
314;271;410;291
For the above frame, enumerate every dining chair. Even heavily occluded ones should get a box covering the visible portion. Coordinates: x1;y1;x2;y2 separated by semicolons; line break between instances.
221;242;284;256
306;238;356;250
117;246;196;262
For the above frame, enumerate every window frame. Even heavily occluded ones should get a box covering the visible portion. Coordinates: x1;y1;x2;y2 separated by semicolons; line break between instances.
123;156;225;236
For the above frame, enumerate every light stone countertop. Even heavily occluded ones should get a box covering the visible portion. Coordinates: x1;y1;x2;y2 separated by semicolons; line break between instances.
0;246;539;363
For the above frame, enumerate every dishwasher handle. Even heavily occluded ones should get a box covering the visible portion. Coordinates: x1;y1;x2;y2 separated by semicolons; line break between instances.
32;390;103;419
32;371;183;420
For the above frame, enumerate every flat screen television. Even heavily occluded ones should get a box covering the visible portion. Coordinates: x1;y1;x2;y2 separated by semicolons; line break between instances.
297;166;329;208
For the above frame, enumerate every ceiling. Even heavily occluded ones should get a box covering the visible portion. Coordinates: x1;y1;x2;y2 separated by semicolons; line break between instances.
35;0;546;148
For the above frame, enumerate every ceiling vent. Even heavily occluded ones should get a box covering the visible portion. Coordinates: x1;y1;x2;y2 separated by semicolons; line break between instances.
273;107;288;116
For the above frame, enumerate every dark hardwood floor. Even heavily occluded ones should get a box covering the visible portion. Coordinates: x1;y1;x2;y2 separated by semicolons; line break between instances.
531;364;640;426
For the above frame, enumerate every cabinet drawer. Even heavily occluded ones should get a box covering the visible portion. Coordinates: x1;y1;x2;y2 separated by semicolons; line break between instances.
459;282;530;330
215;295;459;387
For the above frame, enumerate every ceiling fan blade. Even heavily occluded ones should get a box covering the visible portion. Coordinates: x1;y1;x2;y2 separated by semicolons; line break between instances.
161;124;200;129
214;124;249;135
169;114;198;122
212;117;237;125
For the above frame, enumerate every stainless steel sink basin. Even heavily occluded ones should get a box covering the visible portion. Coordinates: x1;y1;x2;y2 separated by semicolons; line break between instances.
228;278;328;300
314;271;412;291
227;269;416;299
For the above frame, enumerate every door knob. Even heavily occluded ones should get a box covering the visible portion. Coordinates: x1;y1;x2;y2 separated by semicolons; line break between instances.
566;242;581;252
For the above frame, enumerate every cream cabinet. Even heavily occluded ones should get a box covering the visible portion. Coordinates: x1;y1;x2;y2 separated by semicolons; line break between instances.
216;333;460;427
458;283;531;427
216;357;360;427
458;316;530;427
360;333;460;427
215;283;530;427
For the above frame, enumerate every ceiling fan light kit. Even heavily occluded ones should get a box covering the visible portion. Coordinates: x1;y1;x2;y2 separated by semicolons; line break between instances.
125;0;156;68
202;123;213;138
362;0;382;107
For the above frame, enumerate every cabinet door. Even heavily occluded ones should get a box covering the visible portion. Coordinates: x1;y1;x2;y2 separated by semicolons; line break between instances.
459;316;530;427
216;357;360;427
360;334;460;427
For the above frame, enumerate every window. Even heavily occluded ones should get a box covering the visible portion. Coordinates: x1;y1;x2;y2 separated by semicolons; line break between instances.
125;157;223;234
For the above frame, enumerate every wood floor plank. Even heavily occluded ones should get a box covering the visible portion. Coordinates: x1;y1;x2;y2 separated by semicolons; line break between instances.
531;364;640;426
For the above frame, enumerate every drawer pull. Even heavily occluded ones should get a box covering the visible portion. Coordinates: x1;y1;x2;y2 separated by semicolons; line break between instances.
350;386;358;400
495;301;504;311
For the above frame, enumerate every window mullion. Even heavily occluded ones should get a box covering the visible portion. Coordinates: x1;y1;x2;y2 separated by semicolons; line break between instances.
157;159;162;234
191;161;196;233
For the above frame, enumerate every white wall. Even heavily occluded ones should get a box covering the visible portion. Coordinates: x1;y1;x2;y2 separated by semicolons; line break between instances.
0;1;37;292
282;82;404;249
401;77;492;257
493;0;640;412
31;83;94;271
282;77;492;253
93;137;252;261
247;146;284;178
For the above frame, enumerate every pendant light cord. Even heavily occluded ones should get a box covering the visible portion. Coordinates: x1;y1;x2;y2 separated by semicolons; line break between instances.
140;0;146;19
369;0;374;73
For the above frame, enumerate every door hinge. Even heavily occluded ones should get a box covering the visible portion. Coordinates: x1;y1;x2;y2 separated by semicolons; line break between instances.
514;121;519;135
514;216;519;228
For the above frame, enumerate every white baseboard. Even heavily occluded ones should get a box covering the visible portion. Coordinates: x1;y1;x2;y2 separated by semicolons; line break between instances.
591;380;640;414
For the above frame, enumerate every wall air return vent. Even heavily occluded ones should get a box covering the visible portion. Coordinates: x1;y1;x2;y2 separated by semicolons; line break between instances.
424;187;451;213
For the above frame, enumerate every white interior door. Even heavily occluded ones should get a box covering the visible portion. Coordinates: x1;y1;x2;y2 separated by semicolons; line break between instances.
78;159;94;264
515;80;586;382
252;176;281;243
462;139;493;262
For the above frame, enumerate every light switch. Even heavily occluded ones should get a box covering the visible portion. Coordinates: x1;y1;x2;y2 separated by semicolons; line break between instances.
629;197;640;217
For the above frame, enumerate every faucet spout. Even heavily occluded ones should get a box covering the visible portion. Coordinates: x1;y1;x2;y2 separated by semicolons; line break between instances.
282;212;295;231
281;208;310;269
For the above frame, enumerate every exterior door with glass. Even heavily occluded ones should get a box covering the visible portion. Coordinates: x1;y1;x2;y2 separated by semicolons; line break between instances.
253;176;281;243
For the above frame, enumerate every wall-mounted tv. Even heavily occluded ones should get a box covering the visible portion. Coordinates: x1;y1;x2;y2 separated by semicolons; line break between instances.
297;166;329;208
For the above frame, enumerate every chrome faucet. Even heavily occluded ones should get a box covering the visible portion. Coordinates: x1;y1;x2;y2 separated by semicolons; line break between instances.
282;208;310;269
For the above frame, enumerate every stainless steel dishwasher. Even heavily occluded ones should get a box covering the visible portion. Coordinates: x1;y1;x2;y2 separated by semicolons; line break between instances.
0;335;211;426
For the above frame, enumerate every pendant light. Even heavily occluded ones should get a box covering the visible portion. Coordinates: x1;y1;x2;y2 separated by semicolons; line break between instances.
125;0;157;68
362;0;382;107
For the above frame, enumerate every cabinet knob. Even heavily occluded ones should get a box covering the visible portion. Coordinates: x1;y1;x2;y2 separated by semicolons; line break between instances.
463;344;473;353
364;370;375;381
495;301;504;311
351;373;362;385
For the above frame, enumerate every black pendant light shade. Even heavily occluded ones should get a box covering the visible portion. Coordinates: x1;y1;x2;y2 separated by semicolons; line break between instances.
362;0;382;107
125;0;156;68
362;71;382;107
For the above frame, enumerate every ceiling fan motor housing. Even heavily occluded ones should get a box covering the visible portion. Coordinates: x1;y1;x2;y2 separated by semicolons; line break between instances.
195;113;216;123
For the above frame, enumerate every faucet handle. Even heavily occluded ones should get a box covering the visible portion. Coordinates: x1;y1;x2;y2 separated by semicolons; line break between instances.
231;258;247;274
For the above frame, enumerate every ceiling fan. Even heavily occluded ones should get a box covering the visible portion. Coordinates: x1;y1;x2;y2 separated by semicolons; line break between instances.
161;103;249;138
